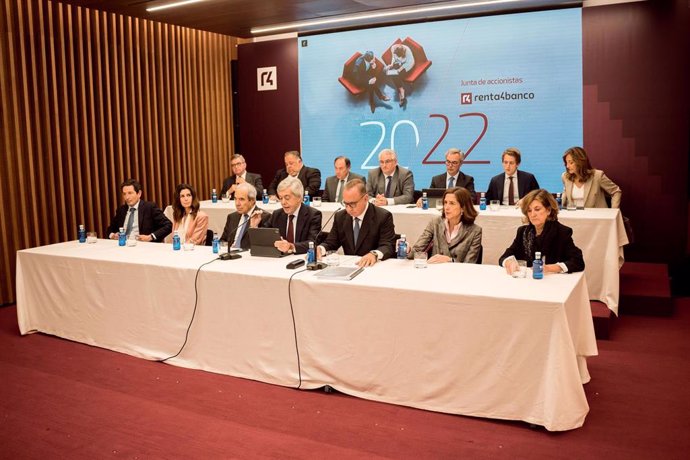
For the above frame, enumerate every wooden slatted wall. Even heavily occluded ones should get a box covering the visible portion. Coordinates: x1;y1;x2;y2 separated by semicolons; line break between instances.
0;0;236;305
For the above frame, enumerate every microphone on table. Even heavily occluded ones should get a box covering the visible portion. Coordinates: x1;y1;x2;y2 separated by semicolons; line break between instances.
219;209;266;260
307;206;342;271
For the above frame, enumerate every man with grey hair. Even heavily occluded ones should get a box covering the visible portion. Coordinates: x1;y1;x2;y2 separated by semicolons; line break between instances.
418;148;476;206
366;149;415;205
220;182;270;249
322;156;365;202
220;154;264;199
263;176;322;254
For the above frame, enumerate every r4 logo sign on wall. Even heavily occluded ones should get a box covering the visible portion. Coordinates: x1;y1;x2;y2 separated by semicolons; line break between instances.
257;67;277;91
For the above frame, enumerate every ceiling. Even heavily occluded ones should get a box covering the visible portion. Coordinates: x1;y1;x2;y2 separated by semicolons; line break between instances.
55;0;582;38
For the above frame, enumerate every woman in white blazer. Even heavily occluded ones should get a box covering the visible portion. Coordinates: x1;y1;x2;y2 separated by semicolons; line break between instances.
561;146;621;208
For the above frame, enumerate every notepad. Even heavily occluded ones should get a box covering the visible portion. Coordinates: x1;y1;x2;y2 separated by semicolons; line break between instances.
314;266;364;280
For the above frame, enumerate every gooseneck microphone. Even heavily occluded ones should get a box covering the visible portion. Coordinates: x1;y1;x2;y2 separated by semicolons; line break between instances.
307;206;342;270
219;208;264;259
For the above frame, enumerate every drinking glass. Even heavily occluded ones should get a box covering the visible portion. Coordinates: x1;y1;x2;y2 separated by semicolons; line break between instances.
126;232;138;247
511;260;527;278
489;200;500;211
312;197;322;207
413;251;428;269
86;232;98;244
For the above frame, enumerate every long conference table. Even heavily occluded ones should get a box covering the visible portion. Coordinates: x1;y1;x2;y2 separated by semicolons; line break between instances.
167;200;628;314
17;240;598;431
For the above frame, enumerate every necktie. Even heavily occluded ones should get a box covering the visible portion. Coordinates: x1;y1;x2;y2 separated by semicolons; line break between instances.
125;207;135;236
337;179;345;203
353;217;360;246
286;214;295;243
448;176;455;188
233;214;248;248
508;176;515;206
385;176;393;198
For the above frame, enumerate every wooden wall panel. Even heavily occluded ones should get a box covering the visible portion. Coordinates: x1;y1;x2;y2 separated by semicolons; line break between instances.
0;0;236;305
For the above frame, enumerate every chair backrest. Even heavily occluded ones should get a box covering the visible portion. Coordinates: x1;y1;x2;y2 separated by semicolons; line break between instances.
205;229;214;246
475;245;483;264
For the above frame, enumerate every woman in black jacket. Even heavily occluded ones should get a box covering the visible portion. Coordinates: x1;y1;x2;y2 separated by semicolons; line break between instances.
499;189;585;275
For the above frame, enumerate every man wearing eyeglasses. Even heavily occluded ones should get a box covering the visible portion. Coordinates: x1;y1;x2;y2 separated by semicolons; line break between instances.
366;149;415;206
318;179;396;267
220;154;264;199
417;148;476;206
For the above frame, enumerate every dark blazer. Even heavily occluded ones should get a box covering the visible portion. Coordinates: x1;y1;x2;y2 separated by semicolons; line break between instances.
106;200;172;242
430;171;476;200
267;166;322;197
366;165;415;205
220;172;263;199
485;170;539;204
352;55;375;87
220;206;271;248
498;220;585;273
321;172;365;202
321;204;396;259
263;205;322;254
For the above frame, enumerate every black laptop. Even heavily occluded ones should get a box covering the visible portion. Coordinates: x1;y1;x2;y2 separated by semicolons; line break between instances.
422;188;446;207
247;227;289;258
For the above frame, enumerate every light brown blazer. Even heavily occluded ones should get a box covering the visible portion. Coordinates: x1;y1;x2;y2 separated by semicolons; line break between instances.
561;169;621;208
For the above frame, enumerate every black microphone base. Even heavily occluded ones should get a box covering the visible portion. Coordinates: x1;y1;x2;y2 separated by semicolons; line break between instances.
307;261;327;271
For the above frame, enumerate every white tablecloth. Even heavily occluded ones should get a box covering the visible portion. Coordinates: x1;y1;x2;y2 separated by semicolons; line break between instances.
17;240;597;431
167;201;627;313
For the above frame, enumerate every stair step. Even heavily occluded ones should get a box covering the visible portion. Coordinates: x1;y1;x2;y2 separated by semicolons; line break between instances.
620;262;673;316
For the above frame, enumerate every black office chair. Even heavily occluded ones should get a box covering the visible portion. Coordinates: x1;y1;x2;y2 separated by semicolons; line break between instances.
205;229;214;246
475;245;483;264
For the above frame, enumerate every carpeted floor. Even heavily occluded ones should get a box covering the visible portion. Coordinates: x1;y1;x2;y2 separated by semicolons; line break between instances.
1;300;689;459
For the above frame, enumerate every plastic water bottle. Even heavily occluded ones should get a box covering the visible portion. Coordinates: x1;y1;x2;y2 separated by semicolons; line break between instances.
262;189;269;204
307;241;316;263
397;234;407;259
421;192;429;210
303;191;310;206
532;251;543;280
479;192;487;210
211;188;218;203
556;192;563;210
172;231;181;251
118;227;126;246
212;233;220;254
78;224;86;243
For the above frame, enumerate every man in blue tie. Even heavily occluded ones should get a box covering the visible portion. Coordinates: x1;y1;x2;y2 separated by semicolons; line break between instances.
419;148;476;205
319;179;396;267
220;183;270;249
366;149;415;206
107;178;172;242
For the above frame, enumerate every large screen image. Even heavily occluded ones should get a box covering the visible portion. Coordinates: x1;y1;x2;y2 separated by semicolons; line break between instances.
298;8;582;192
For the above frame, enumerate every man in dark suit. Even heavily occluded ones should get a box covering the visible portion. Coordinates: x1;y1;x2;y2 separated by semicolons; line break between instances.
262;176;322;255
267;150;321;200
352;50;390;113
319;179;396;267
366;149;415;205
106;178;172;242
419;148;476;205
220;154;263;199
485;147;540;206
322;156;365;203
220;183;271;249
